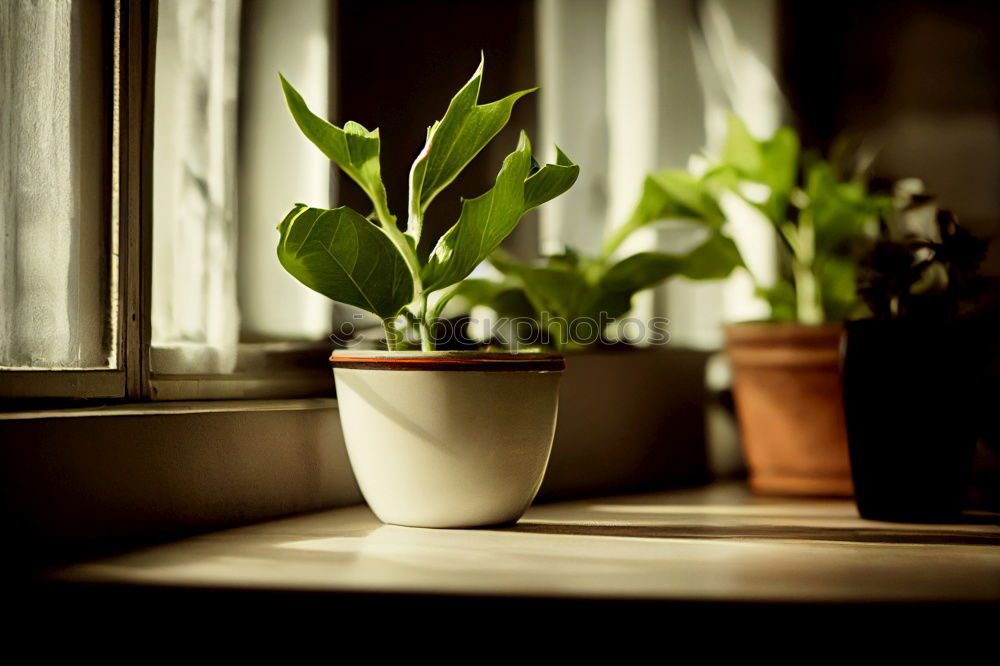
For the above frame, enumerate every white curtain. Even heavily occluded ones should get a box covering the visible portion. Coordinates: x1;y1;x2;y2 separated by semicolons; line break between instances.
152;0;242;374
237;0;333;341
0;0;108;369
536;0;783;348
153;0;334;374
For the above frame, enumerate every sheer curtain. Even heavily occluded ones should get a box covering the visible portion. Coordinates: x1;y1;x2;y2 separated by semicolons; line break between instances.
0;0;110;369
152;0;333;375
536;0;783;348
152;0;242;374
237;0;333;342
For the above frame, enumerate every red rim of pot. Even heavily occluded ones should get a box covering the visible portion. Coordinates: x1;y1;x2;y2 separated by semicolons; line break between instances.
329;350;566;372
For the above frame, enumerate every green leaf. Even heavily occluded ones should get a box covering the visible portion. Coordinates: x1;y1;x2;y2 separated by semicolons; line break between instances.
448;278;537;320
520;267;593;321
447;278;507;310
599;232;741;302
524;146;580;210
679;231;745;279
494;258;594;349
491;251;593;319
758;280;796;322
407;55;535;238
421;133;578;293
805;161;884;252
817;255;861;321
600;253;685;297
760;127;799;195
603;169;725;257
594;232;742;320
280;74;393;222
721;114;799;224
492;230;742;333
722;114;761;174
276;204;413;320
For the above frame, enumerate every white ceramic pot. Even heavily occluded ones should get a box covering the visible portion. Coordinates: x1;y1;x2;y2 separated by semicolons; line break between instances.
331;350;564;528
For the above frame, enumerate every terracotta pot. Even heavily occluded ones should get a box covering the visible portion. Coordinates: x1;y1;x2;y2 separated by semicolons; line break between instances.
725;323;852;496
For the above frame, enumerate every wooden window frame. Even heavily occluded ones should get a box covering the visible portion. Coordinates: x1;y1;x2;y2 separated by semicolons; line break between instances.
0;0;150;402
2;0;333;405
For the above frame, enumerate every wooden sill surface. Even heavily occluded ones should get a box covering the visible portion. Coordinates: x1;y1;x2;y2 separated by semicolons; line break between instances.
39;483;1000;604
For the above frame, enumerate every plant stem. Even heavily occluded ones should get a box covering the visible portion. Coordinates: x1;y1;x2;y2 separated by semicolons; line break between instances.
372;199;435;350
383;317;401;351
418;293;433;351
793;260;822;325
792;211;823;325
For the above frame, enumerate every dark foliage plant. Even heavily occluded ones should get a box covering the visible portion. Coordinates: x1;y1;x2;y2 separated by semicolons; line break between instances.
857;183;987;321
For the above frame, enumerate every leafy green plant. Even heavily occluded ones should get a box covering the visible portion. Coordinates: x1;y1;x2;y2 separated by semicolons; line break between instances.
470;116;888;349
471;224;740;349
276;57;578;350
857;182;986;320
607;116;890;325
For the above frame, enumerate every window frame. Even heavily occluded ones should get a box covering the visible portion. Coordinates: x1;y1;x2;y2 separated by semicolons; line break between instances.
1;0;335;405
144;0;336;401
0;0;147;402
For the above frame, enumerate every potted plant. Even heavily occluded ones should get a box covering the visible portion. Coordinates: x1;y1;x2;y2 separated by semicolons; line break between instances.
480;116;890;497
470;116;889;497
844;183;987;522
276;57;579;528
449;184;739;499
684;118;895;496
693;117;891;496
622;117;890;497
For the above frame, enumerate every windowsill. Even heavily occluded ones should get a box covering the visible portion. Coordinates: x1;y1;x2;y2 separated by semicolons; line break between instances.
0;397;338;421
0;398;362;565
32;482;1000;607
148;341;336;400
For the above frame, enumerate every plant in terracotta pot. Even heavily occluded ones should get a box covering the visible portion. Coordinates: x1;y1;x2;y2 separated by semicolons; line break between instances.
602;116;887;497
276;57;579;528
701;117;890;496
453;115;888;499
844;182;987;522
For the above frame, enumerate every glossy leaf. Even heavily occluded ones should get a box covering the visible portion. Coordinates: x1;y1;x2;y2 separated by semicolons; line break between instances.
599;253;685;297
605;169;725;257
600;232;742;304
421;133;578;293
491;255;595;349
407;56;535;238
679;231;745;279
490;231;742;339
448;278;537;320
276;204;412;320
505;264;592;322
280;74;393;221
524;146;580;210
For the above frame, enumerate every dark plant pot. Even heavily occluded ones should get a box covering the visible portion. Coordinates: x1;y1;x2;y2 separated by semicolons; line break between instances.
842;319;979;523
537;347;712;501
